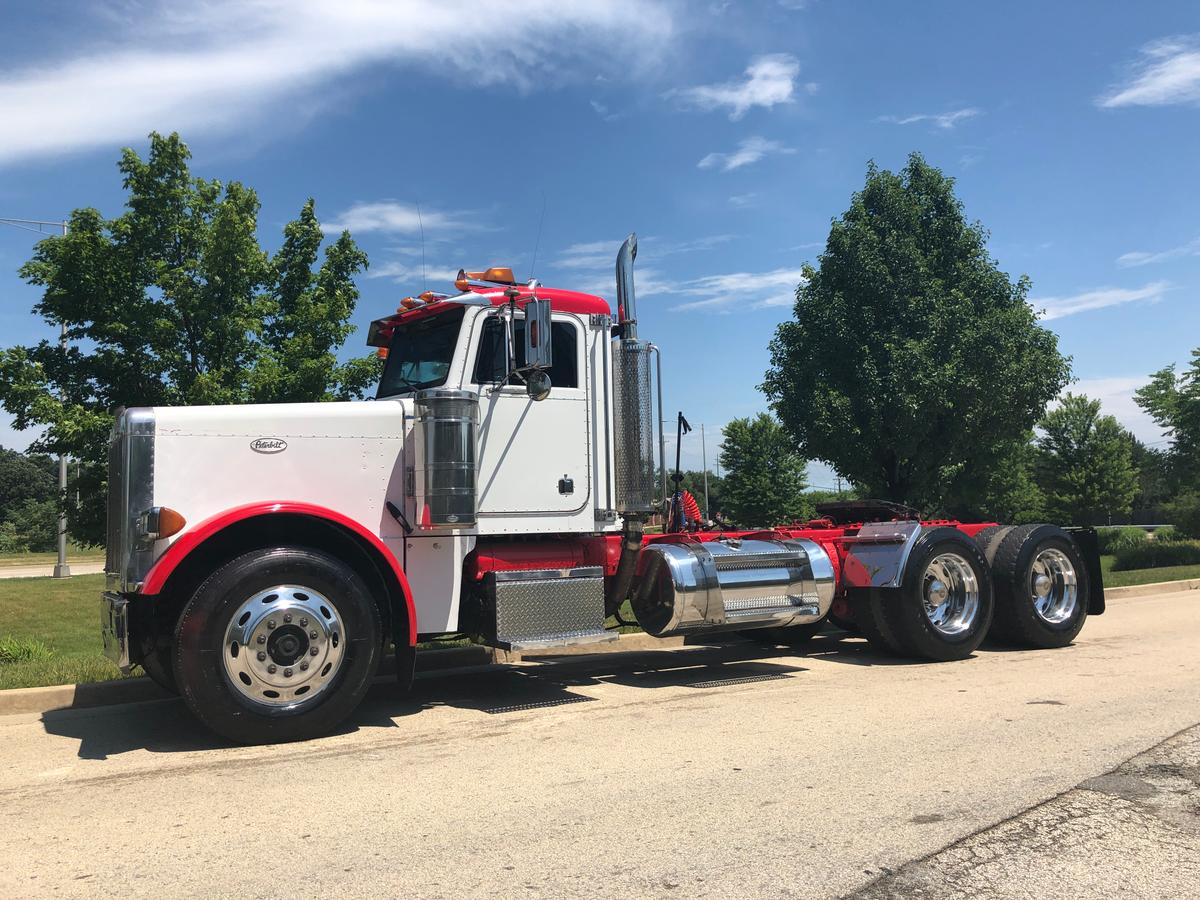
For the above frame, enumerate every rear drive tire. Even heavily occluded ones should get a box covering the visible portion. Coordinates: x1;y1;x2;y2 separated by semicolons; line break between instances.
174;546;382;744
990;525;1089;649
848;587;905;654
972;524;1015;641
876;527;994;661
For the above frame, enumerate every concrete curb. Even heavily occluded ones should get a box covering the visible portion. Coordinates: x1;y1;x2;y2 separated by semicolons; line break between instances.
1104;577;1200;600
3;579;1198;718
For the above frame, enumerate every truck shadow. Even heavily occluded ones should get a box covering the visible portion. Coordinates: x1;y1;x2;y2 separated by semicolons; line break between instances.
40;634;919;759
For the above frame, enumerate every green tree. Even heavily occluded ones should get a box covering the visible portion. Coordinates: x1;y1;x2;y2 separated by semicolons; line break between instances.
1135;349;1200;488
0;446;56;512
944;435;1046;524
718;414;809;528
0;133;379;544
1035;394;1139;525
763;153;1070;512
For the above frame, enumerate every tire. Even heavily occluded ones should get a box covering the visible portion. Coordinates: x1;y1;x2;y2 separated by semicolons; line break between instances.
174;546;383;744
971;524;1015;642
990;524;1089;649
875;527;994;661
848;587;905;654
140;643;178;694
973;525;1013;564
740;621;823;645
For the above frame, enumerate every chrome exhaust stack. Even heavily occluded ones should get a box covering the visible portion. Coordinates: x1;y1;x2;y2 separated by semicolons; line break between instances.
606;233;657;614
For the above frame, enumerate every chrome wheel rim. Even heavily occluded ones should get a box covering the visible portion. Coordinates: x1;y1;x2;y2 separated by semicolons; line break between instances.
922;552;979;636
1030;548;1078;625
222;585;346;709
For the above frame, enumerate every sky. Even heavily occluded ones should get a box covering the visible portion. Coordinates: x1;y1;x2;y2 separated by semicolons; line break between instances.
1;0;1198;488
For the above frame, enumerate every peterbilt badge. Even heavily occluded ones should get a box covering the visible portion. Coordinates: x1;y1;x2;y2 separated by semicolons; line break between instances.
250;438;287;454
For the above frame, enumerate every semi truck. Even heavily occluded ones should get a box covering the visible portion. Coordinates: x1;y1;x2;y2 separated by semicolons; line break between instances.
100;234;1104;743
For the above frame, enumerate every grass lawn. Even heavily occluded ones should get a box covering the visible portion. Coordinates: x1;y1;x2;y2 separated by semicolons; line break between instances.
0;573;129;690
1100;555;1200;588
1;557;1198;692
0;548;105;569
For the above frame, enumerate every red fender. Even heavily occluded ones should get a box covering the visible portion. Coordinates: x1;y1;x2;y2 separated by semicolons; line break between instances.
140;501;416;646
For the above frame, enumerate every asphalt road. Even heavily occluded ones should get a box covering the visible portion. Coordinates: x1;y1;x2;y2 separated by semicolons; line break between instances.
1;587;1197;899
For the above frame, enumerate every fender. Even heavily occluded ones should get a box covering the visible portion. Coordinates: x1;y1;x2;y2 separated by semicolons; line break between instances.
140;501;416;646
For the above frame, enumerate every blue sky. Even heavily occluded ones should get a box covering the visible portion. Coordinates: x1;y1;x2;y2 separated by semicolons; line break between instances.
1;1;1198;485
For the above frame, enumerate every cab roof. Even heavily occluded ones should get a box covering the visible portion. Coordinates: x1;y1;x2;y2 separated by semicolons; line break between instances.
367;284;612;348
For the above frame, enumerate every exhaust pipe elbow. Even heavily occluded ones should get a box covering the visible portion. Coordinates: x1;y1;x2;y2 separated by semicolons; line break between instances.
615;233;638;339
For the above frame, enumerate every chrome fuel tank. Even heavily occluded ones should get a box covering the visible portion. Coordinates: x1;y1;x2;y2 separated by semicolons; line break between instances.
631;538;836;637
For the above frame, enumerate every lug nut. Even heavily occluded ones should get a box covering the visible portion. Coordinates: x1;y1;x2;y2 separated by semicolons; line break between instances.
284;668;293;677
257;651;267;661
309;631;318;640
299;618;308;627
256;635;266;644
267;664;277;674
284;613;292;623
300;661;309;671
267;620;276;630
309;647;319;656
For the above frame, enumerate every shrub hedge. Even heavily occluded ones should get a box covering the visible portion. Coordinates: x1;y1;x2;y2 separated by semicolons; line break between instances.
1096;527;1149;555
1112;540;1200;571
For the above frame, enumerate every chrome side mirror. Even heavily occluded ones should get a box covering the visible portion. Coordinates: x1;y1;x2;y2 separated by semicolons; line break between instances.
525;369;551;402
524;298;553;371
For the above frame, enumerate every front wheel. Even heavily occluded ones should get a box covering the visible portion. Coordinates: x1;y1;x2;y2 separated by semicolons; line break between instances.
174;546;382;744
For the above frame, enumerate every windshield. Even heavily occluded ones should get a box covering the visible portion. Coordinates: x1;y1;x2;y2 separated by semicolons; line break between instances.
376;306;466;397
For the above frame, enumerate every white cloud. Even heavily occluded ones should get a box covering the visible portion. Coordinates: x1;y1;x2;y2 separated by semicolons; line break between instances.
322;201;466;235
729;192;759;207
367;261;462;286
663;268;805;312
697;136;794;172
877;107;980;129
1031;281;1170;321
1064;377;1168;445
0;0;674;166
671;54;801;120
1117;236;1200;267
1098;35;1200;108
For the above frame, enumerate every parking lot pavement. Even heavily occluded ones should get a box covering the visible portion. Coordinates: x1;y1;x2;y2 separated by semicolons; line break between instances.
0;560;104;579
1;587;1197;898
855;723;1200;898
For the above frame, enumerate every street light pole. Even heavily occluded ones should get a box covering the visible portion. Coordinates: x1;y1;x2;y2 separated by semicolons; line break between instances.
0;216;71;577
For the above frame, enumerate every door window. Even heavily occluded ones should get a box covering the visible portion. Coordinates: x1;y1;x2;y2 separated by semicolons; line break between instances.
472;315;579;388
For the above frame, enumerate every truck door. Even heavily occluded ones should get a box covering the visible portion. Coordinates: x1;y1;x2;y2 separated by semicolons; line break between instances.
469;310;591;517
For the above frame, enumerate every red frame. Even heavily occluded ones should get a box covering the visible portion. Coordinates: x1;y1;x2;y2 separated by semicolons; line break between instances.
140;501;417;646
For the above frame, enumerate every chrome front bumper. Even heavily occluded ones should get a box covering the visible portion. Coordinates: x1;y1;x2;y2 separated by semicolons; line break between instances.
101;591;132;673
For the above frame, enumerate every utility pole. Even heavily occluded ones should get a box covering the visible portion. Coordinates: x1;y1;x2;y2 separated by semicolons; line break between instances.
0;216;71;577
700;423;710;520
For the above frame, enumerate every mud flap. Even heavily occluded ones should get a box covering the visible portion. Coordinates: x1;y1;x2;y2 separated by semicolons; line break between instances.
1065;527;1106;616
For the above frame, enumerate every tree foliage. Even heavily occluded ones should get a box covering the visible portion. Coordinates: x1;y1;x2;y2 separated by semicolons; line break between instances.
718;414;809;528
1135;348;1200;488
0;133;379;543
0;447;58;553
1035;394;1139;525
763;153;1070;512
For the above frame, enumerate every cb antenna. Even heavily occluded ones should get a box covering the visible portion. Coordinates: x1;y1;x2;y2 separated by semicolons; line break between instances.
527;192;547;283
416;200;427;294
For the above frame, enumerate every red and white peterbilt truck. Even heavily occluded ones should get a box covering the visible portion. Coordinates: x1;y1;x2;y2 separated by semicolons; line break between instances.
101;235;1104;743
